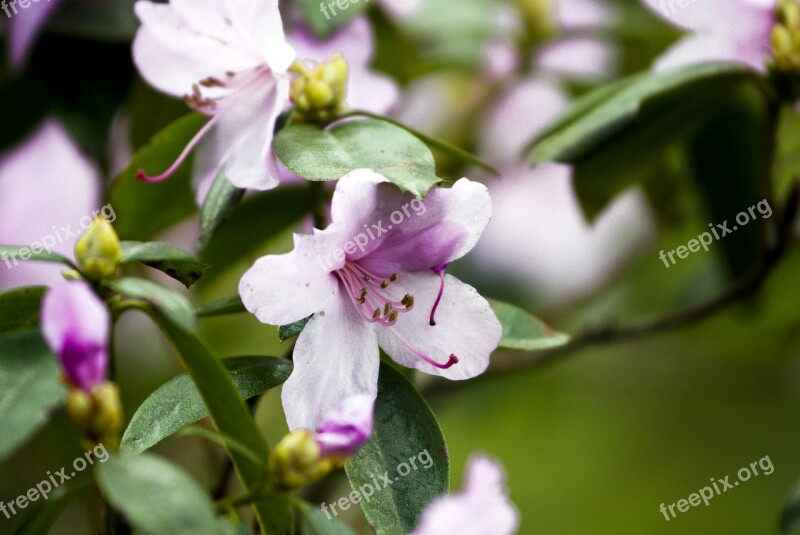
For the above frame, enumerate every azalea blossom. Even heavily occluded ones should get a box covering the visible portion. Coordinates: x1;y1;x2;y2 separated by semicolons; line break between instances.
314;393;374;458
132;0;295;194
410;454;520;535
41;279;110;392
239;169;501;429
641;0;774;72
0;121;101;291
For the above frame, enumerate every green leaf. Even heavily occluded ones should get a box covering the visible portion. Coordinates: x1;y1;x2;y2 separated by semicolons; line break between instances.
782;479;800;533
0;286;45;335
96;453;220;535
14;479;91;535
109;113;203;240
107;277;196;332
297;0;368;38
201;186;313;280
490;300;570;351
345;363;449;535
279;316;312;342
179;426;266;469
0;246;75;269
120;241;206;288
142;313;280;533
529;63;759;165
197;296;247;318
0;330;65;461
121;356;292;455
198;172;245;255
297;501;357;535
274;119;441;198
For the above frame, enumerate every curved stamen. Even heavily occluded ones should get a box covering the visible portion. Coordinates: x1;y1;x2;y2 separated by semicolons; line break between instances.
388;326;458;369
136;115;220;184
429;264;449;326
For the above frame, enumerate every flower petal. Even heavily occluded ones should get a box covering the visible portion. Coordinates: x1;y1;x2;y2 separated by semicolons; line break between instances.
411;454;519;535
314;394;375;457
652;31;772;73
239;233;339;326
7;0;64;70
355;178;493;275
282;297;379;430
641;0;765;31
538;36;619;80
376;272;500;380
41;279;110;391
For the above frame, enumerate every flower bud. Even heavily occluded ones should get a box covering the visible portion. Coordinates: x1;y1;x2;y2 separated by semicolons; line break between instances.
64;382;123;448
74;217;122;281
514;0;556;43
268;430;334;489
289;53;350;124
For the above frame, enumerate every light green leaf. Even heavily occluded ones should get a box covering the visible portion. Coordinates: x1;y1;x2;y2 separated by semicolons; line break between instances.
107;277;196;332
346;363;448;535
110;113;203;240
490;300;570;351
297;0;368;38
198;172;245;255
0;286;45;335
0;330;65;461
121;356;292;455
96;453;219;535
120;241;206;288
0;246;75;269
297;501;357;535
274;119;441;198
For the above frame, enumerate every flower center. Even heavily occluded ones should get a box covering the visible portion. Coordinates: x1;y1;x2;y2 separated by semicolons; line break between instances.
335;262;458;370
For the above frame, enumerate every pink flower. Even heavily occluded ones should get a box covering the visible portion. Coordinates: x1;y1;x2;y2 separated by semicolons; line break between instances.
132;0;295;193
0;121;101;291
41;279;110;392
314;394;374;457
239;170;501;429
289;17;399;114
411;455;520;535
641;0;774;72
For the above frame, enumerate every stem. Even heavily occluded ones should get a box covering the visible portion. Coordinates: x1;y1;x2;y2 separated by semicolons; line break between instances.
309;181;328;230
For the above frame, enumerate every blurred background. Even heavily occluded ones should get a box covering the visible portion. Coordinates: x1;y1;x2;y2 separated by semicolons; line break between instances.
1;0;799;533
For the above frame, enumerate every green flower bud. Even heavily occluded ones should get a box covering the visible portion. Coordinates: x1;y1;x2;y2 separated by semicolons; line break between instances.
64;381;123;449
65;389;93;430
515;0;556;43
74;217;122;281
289;53;350;124
268;430;334;489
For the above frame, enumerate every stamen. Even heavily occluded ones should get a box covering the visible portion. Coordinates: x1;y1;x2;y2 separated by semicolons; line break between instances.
136;115;219;183
381;280;389;289
389;273;399;282
429;264;449;326
388;326;459;370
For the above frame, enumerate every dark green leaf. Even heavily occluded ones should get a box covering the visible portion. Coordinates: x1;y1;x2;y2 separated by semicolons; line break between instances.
274;119;440;198
197;296;247;318
107;277;196;332
109;113;203;240
279;316;312;342
198;173;245;255
782;479;800;533
297;501;357;535
0;246;75;269
0;286;45;336
490;300;570;351
0;330;64;461
346;363;448;535
120;241;207;288
96;453;219;535
121;356;292;455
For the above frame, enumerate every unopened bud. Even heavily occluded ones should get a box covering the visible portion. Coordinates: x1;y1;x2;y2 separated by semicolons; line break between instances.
74;217;122;281
268;430;334;489
64;381;123;448
289;53;350;124
65;389;93;430
515;0;556;43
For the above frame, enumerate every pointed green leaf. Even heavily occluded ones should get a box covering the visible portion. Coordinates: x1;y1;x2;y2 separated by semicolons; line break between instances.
0;286;45;335
96;453;220;535
278;316;311;342
120;241;206;288
345;363;448;535
274;119;441;198
121;356;292;455
198;172;245;255
107;277;196;332
197;296;247;318
489;300;570;351
297;501;357;535
0;246;75;269
0;330;65;461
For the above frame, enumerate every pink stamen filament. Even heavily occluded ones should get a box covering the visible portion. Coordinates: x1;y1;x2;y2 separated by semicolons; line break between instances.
429;268;447;326
136;115;220;184
388;326;458;370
